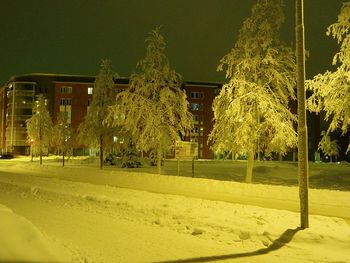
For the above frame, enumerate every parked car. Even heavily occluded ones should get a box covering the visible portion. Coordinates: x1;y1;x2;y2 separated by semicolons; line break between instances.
0;153;14;159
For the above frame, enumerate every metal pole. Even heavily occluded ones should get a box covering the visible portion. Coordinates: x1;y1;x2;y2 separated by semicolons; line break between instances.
296;0;309;228
10;83;16;152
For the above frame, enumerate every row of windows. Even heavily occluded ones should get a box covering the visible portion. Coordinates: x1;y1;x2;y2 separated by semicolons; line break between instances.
193;115;204;124
60;86;94;94
60;98;93;106
60;86;73;94
22;86;202;98
37;87;48;93
190;92;204;99
60;98;72;105
59;99;206;123
192;126;204;133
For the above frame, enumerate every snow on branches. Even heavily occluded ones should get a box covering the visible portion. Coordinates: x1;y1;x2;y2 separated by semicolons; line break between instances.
307;1;350;152
26;94;53;164
210;0;297;182
106;28;193;174
78;59;119;169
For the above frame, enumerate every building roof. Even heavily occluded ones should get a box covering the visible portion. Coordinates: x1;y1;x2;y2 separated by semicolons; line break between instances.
5;73;96;86
2;73;221;88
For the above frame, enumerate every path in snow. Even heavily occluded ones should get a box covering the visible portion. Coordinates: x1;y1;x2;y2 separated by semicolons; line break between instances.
0;175;240;262
5;161;350;223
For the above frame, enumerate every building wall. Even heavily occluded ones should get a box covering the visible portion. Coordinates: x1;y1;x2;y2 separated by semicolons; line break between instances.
0;74;219;158
4;82;36;154
53;82;93;130
183;82;221;159
0;87;7;151
0;73;336;161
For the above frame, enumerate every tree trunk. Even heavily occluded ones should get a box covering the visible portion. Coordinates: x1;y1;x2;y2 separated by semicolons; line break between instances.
157;149;162;175
99;135;103;170
296;0;309;229
39;142;42;165
293;151;296;162
177;158;180;176
245;149;254;183
62;150;65;167
192;157;195;178
30;144;33;162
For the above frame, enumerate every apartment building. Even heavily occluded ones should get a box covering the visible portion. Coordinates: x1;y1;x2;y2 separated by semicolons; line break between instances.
0;74;220;159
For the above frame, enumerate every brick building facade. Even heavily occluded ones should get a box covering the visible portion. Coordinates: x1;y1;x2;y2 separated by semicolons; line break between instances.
0;74;220;159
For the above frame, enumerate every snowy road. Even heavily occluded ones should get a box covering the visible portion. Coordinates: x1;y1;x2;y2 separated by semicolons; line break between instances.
0;160;349;262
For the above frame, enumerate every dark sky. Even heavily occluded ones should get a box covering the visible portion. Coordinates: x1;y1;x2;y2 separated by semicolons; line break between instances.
0;0;344;85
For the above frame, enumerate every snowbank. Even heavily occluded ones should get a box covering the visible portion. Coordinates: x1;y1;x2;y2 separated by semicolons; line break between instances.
12;160;350;220
0;158;350;262
0;204;70;262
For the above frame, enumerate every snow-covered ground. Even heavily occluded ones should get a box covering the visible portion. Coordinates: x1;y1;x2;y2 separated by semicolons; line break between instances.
0;157;349;262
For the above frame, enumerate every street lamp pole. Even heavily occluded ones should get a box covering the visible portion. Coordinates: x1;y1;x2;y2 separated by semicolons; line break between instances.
296;0;309;228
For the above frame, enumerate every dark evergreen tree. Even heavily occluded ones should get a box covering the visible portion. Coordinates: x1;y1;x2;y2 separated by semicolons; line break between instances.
120;139;141;168
78;59;119;169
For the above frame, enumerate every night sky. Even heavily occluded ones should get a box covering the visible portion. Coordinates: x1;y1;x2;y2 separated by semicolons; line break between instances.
0;0;344;85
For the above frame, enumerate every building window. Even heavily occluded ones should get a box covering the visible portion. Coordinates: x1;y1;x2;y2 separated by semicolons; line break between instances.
88;87;93;95
192;127;200;134
191;103;202;111
190;92;203;99
113;136;124;144
60;86;73;94
59;98;72;123
60;98;72;105
192;115;203;124
191;126;204;136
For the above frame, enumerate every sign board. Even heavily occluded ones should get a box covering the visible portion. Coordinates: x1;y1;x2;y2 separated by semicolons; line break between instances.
175;141;198;159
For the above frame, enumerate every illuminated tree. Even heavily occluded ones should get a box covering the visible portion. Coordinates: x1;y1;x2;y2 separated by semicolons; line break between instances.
120;136;142;168
79;59;118;169
210;0;297;183
307;1;350;152
26;94;53;165
106;28;193;174
52;112;75;167
318;131;340;162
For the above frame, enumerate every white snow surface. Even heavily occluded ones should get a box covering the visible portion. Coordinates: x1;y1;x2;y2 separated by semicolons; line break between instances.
0;158;349;262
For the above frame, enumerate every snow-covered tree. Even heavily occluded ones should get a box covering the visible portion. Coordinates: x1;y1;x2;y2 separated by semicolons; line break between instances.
52;112;75;166
120;137;142;168
78;59;119;169
26;94;53;165
106;27;193;174
209;0;297;183
307;1;350;153
318;131;340;162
